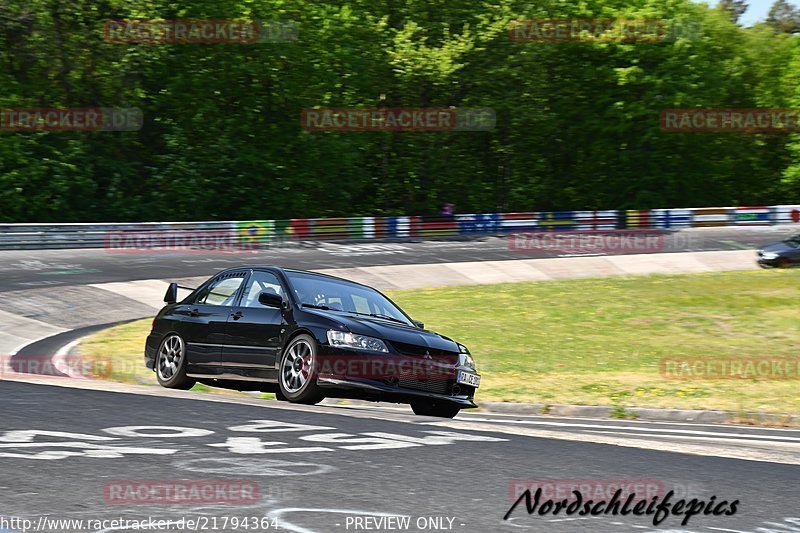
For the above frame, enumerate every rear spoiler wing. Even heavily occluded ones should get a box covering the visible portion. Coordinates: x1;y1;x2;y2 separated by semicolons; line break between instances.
164;282;197;304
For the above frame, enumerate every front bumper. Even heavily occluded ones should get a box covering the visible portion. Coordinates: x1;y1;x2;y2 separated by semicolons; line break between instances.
317;376;478;408
314;346;478;406
757;258;781;267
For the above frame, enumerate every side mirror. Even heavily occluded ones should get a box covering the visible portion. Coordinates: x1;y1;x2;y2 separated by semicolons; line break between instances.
413;320;424;329
258;291;284;308
164;282;178;304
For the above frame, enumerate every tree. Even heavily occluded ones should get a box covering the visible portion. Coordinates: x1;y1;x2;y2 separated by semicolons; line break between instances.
766;0;800;33
717;0;748;23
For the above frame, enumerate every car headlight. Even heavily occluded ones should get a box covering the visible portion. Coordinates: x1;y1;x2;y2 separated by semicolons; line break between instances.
327;330;389;352
457;345;476;370
761;252;779;260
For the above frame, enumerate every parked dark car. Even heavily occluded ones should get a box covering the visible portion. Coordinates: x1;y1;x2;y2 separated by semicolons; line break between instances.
145;266;480;418
757;234;800;268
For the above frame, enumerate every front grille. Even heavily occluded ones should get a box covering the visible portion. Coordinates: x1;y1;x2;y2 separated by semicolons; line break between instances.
390;341;458;363
396;377;450;394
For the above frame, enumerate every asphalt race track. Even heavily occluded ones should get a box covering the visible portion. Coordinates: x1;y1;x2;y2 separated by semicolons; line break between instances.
2;227;800;532
2;380;800;533
0;226;792;292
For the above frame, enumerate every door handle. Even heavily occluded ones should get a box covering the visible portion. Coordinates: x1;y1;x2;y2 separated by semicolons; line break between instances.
189;308;200;317
231;311;243;320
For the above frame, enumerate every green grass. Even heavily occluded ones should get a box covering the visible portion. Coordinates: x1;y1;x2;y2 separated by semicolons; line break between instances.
78;320;156;385
79;269;800;414
385;270;800;414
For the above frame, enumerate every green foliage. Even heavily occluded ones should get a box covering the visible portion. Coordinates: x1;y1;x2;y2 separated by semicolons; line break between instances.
1;0;799;222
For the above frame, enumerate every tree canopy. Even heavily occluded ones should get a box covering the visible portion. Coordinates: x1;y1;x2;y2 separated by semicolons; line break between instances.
1;0;799;222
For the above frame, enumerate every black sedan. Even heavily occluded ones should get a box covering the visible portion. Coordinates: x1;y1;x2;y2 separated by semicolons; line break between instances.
145;266;480;418
757;234;800;268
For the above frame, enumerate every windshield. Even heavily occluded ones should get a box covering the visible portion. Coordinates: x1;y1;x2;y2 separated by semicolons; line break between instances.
783;236;800;248
285;271;412;325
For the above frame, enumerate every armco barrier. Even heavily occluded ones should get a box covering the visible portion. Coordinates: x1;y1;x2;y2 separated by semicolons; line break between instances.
733;206;771;226
499;212;537;232
773;205;800;225
575;210;617;231
1;204;799;250
0;221;235;249
652;209;692;228
537;211;577;231
458;213;502;234
691;207;732;227
624;210;653;229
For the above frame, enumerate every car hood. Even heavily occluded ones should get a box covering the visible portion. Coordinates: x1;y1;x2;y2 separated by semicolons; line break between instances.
760;242;796;254
306;309;459;352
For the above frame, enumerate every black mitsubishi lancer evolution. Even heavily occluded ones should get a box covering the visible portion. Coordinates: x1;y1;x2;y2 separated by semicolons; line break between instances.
145;266;481;418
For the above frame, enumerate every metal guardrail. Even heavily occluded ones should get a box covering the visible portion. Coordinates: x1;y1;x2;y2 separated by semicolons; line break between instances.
0;205;798;250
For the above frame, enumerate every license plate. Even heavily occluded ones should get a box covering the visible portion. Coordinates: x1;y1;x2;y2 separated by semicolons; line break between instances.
457;371;481;388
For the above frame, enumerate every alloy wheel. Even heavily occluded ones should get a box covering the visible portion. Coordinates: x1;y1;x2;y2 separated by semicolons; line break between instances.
157;334;184;381
281;339;314;393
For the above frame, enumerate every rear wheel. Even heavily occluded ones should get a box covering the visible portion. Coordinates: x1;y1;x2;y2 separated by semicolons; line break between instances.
155;334;195;390
411;400;461;418
279;334;325;405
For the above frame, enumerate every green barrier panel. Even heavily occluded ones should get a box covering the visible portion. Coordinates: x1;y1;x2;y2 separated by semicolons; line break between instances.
236;220;274;244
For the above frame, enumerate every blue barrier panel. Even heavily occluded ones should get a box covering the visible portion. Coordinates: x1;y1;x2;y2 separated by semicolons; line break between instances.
457;213;501;234
386;217;398;237
653;209;691;228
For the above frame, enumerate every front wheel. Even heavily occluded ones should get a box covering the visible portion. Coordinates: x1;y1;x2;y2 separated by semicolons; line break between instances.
411;400;461;418
155;333;195;390
278;334;325;405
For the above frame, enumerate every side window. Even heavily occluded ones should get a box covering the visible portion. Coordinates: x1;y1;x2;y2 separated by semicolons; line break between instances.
242;271;285;308
196;275;246;306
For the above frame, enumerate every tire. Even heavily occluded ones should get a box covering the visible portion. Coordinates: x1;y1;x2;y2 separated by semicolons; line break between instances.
778;257;791;269
274;389;288;401
410;400;461;419
155;333;195;390
278;334;325;405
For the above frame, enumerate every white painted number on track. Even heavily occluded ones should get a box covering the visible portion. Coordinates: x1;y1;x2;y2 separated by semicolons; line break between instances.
0;419;507;460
